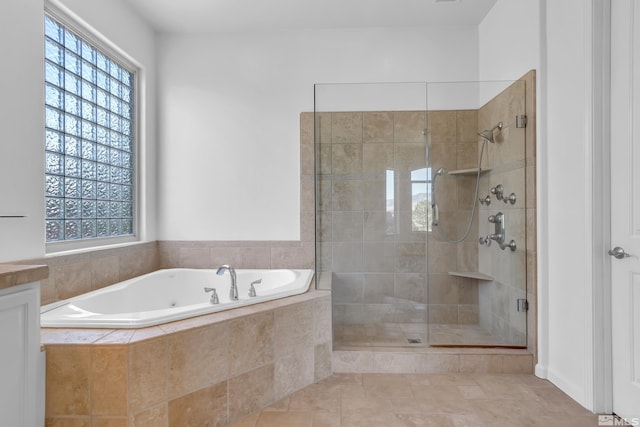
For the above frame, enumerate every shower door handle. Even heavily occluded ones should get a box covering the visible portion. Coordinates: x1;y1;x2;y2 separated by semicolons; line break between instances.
608;247;632;259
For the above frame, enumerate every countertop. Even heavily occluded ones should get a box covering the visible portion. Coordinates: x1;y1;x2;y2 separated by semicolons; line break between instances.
0;264;49;290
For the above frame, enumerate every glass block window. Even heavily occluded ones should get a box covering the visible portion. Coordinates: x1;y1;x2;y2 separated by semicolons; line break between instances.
44;14;135;242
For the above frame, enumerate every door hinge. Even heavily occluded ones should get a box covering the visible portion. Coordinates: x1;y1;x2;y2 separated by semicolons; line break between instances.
516;115;528;128
517;299;529;312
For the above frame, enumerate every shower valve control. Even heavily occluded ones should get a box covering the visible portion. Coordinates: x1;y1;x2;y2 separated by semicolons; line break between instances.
490;184;504;200
482;212;517;252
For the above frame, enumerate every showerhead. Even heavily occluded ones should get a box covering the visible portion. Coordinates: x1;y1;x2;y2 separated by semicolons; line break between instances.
434;167;446;177
478;122;504;143
478;130;494;143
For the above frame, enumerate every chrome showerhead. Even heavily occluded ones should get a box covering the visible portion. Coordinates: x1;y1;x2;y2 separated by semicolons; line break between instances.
478;130;494;143
478;122;503;143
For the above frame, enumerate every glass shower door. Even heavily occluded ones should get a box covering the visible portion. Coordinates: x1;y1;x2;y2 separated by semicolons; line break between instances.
315;78;531;349
425;80;528;348
314;83;430;349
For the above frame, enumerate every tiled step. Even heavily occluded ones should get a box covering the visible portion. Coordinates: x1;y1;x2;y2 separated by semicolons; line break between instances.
333;347;533;374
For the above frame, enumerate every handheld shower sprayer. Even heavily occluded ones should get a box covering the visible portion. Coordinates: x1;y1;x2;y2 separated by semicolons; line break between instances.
431;168;446;227
431;121;503;243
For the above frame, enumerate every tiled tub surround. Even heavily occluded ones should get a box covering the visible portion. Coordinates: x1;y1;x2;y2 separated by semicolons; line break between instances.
42;288;332;426
157;240;315;272
18;240;315;308
21;241;160;306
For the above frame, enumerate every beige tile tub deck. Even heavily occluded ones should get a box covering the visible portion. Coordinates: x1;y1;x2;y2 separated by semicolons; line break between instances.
42;288;331;426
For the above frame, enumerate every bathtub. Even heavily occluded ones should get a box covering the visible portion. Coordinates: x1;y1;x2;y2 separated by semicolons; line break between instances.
41;268;314;328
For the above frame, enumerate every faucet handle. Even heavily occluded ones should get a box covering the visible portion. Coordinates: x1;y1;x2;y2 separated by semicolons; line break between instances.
249;279;262;297
204;287;219;304
490;184;504;200
479;236;492;247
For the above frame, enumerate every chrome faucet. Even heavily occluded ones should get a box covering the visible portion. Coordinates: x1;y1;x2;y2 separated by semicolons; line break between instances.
216;264;238;301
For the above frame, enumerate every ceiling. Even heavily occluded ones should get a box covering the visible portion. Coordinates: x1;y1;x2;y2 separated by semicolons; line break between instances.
122;0;498;33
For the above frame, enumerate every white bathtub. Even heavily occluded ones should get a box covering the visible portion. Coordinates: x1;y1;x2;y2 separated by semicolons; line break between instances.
41;268;314;328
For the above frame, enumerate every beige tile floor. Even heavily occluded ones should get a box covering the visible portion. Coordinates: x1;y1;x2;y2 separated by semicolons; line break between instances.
228;373;602;427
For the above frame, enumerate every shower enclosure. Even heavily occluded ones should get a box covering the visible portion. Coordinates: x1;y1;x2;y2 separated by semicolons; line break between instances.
315;78;531;349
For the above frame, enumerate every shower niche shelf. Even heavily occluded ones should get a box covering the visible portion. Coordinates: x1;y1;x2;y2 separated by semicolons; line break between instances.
447;168;492;176
448;271;494;281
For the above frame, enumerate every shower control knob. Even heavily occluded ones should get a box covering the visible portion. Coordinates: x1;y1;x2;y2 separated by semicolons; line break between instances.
479;236;491;247
503;193;517;205
479;195;491;206
491;184;504;200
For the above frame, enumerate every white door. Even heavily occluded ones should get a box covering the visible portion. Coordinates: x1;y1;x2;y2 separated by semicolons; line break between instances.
611;0;640;420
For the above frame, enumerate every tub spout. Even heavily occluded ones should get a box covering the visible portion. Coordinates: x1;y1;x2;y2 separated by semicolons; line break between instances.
216;265;238;301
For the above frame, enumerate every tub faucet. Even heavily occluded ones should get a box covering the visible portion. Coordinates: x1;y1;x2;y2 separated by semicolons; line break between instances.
216;265;238;301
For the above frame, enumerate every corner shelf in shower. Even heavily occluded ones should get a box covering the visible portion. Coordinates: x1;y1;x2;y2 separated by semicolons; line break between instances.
448;271;494;281
447;167;492;176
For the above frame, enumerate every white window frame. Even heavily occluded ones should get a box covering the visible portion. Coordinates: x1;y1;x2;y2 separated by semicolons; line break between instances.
44;1;142;254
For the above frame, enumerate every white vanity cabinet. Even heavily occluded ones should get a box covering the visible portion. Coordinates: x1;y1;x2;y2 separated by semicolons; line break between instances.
0;267;46;427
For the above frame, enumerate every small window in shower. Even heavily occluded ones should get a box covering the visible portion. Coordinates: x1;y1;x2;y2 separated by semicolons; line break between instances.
411;167;431;232
386;169;397;235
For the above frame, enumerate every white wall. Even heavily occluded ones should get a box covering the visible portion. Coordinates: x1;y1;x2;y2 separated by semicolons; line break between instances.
478;0;540;108
542;0;597;410
157;26;479;240
0;0;157;263
481;0;599;413
479;0;540;82
0;0;46;262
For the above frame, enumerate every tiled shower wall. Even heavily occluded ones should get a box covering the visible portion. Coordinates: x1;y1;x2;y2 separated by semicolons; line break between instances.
315;110;481;327
316;111;429;326
478;71;536;349
427;110;482;325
